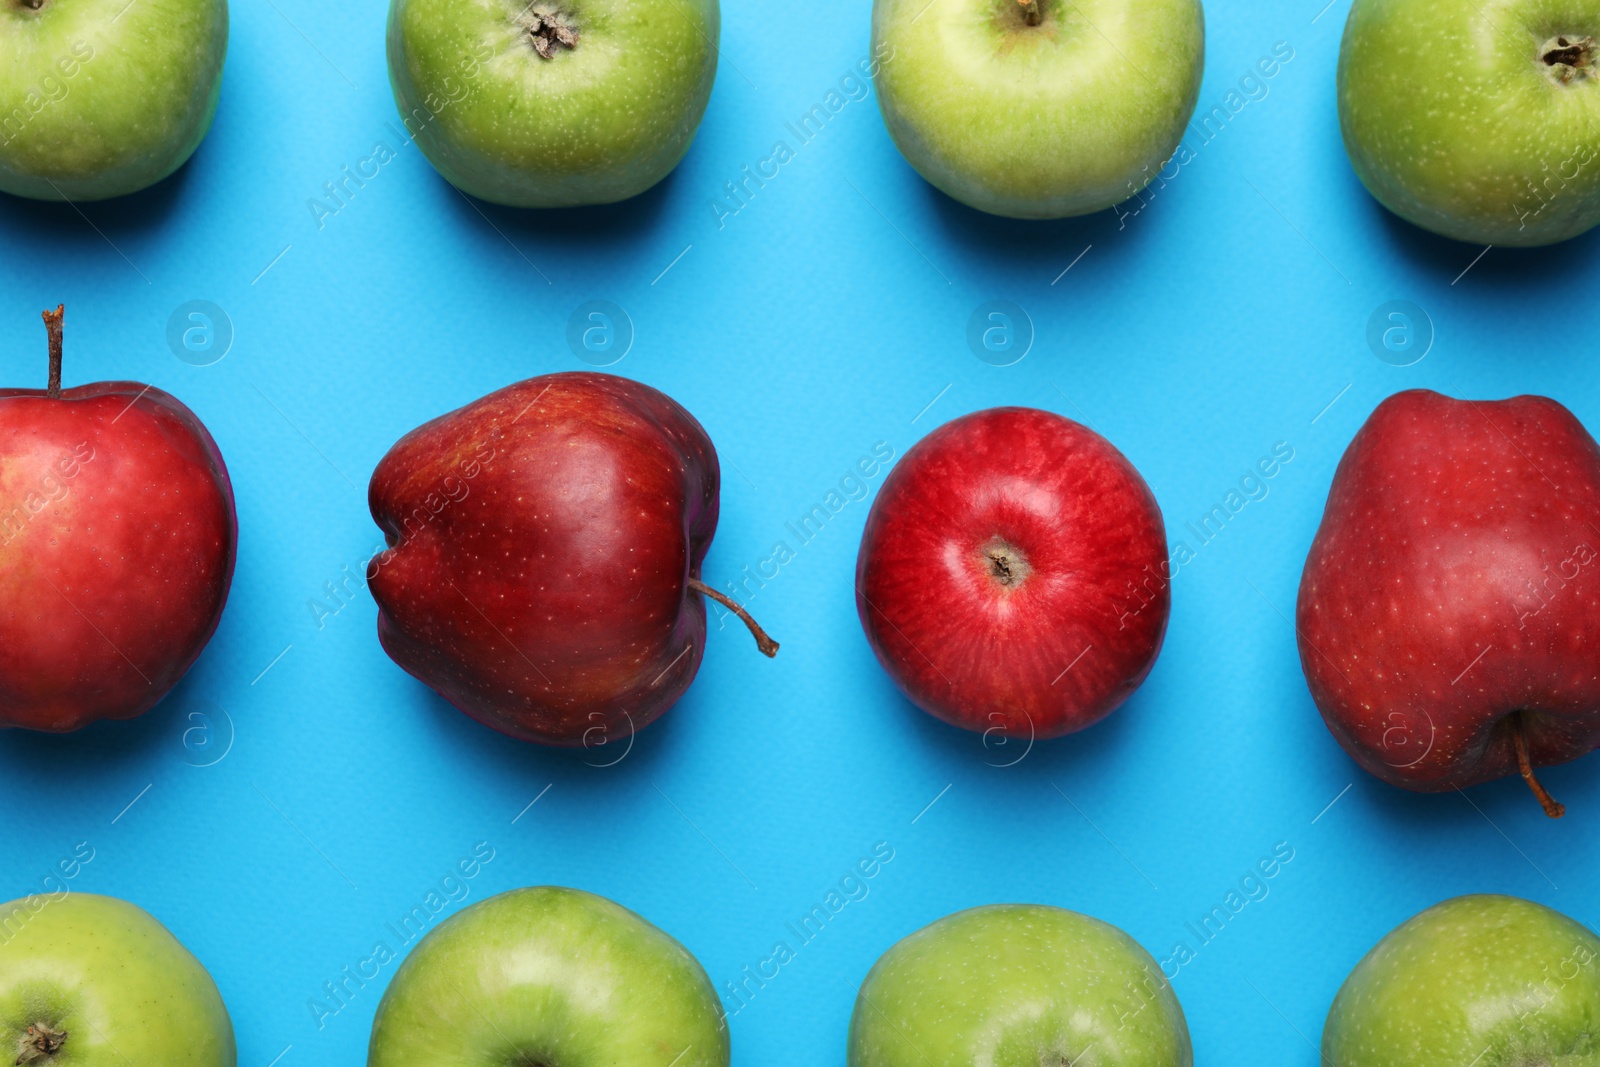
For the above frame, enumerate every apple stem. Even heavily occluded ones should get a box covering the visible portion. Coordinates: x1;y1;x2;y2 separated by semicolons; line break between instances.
688;578;779;657
16;1022;67;1064
1511;714;1564;818
1018;0;1041;25
41;304;62;399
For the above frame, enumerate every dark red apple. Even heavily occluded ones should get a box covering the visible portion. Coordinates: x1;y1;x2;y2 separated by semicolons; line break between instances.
0;307;237;732
1297;389;1600;817
367;371;775;746
855;407;1169;739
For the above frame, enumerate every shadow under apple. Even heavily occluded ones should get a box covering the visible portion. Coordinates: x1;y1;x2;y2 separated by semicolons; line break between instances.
402;670;694;797
1337;742;1600;839
916;177;1162;283
0;669;209;790
431;164;683;279
1360;184;1600;293
861;658;1149;789
0;155;195;252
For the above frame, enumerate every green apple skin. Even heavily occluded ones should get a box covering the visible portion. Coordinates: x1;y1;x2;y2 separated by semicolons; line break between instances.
387;0;718;208
1338;0;1600;246
0;892;236;1066
0;0;227;201
1323;895;1600;1066
848;904;1192;1067
368;886;729;1067
870;0;1204;219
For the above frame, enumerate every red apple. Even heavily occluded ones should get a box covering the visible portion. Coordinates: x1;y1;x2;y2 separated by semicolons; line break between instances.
367;371;775;746
1297;389;1600;816
855;407;1169;739
0;307;237;732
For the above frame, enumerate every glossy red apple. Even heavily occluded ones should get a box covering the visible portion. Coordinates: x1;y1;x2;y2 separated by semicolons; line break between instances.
1297;389;1600;816
367;371;775;746
855;407;1169;739
0;307;236;732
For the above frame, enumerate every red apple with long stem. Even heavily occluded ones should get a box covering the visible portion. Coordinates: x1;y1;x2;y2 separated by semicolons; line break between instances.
0;306;237;732
367;371;775;746
1297;389;1600;816
855;407;1170;739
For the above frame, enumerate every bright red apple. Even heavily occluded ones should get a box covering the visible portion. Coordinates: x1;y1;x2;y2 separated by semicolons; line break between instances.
1297;389;1600;816
855;407;1169;739
367;371;775;746
0;307;237;732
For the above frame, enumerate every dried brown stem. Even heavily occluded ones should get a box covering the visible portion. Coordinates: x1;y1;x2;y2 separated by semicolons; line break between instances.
41;304;62;398
1511;713;1564;818
689;578;778;657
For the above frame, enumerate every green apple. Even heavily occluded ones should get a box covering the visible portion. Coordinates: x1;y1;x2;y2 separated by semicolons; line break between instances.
1339;0;1600;246
870;0;1205;219
0;0;227;201
0;892;235;1066
368;886;728;1067
386;0;718;207
848;904;1191;1066
1323;894;1600;1065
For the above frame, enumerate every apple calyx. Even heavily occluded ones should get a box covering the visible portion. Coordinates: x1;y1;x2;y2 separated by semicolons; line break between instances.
15;1023;66;1066
520;5;580;60
40;304;62;399
1542;35;1594;83
687;578;780;657
1509;713;1565;818
1016;0;1042;26
979;536;1032;590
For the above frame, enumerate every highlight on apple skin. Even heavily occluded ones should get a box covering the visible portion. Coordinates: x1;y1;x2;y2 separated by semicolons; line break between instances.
0;307;238;733
856;406;1170;741
870;0;1205;218
848;904;1192;1067
1322;895;1600;1067
367;886;729;1067
0;0;228;201
1337;0;1600;246
386;0;719;207
1296;389;1600;816
366;371;776;747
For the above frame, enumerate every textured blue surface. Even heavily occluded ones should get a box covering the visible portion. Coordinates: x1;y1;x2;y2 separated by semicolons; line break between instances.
2;1;1598;1064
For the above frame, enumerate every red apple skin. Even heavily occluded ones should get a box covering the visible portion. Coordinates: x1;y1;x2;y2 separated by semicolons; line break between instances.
367;372;720;746
1297;389;1600;792
855;407;1170;739
0;383;237;732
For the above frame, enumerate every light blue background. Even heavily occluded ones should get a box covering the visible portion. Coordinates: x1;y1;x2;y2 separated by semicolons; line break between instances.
2;0;1597;1063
